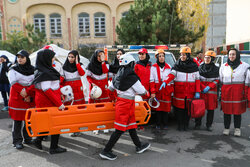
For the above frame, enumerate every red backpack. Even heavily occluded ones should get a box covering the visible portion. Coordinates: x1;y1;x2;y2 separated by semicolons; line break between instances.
188;99;205;118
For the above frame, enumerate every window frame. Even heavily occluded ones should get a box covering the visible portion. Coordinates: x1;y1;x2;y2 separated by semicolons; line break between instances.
50;13;62;38
94;12;106;37
78;13;90;38
33;14;46;33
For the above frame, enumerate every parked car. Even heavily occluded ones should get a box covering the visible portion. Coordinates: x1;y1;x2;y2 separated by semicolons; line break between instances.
214;51;250;101
214;51;250;67
124;51;176;121
125;51;176;67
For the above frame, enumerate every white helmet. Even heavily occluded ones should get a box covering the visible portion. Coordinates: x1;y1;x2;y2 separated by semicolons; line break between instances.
148;97;160;108
91;85;102;99
60;85;74;103
119;54;135;66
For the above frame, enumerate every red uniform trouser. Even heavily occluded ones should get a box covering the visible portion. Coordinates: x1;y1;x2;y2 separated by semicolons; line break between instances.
114;97;137;131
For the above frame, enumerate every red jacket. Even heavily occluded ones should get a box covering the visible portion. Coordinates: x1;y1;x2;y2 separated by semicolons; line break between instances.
8;69;35;121
200;76;219;110
150;63;173;112
220;62;249;114
35;81;63;108
134;62;151;100
62;63;85;105
8;83;35;121
87;63;110;103
165;70;200;109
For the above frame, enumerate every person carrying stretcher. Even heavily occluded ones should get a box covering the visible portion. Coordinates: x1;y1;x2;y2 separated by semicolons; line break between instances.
99;54;151;161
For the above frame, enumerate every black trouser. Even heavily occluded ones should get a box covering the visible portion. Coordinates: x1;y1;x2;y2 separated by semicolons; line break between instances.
224;114;241;129
1;91;9;107
174;107;190;130
104;129;141;152
156;111;168;126
195;110;214;127
36;135;60;149
12;120;31;145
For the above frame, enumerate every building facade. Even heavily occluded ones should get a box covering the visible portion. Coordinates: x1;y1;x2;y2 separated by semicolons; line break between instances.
206;0;226;49
0;0;133;49
226;0;250;45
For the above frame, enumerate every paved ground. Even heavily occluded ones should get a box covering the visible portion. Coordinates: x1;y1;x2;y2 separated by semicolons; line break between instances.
0;103;250;167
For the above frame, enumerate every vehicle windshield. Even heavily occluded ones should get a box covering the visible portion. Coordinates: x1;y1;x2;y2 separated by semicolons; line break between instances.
223;54;250;65
127;52;176;67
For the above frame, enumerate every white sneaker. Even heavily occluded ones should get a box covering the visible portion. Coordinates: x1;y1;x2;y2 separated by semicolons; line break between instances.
93;130;99;135
234;128;241;137
223;129;230;136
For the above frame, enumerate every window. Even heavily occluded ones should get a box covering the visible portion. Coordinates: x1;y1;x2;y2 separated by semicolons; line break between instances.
122;11;129;18
33;14;46;33
94;12;105;37
50;13;62;37
78;13;90;37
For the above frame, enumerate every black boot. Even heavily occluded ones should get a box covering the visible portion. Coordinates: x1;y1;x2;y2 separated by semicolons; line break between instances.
49;146;67;154
32;138;42;150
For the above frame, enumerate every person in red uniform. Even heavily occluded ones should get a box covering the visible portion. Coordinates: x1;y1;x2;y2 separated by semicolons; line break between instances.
32;49;67;154
99;54;151;161
160;46;200;131
87;50;110;103
134;48;151;101
8;50;35;149
195;51;219;131
220;48;249;137
108;49;125;102
62;50;85;105
150;49;173;130
134;48;151;130
194;51;203;65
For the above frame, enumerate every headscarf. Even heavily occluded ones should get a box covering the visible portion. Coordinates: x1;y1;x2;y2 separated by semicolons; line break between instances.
199;57;219;78
137;53;151;67
0;55;10;64
156;54;165;68
10;50;34;76
172;53;199;73
87;50;108;75
109;49;125;74
227;48;241;70
113;62;139;91
32;49;60;84
63;50;82;72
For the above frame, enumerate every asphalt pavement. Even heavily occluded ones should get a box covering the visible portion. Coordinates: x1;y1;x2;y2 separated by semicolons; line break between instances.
0;103;250;167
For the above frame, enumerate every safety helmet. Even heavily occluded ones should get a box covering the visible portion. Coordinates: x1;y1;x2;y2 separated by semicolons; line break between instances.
119;54;135;66
148;97;160;108
180;46;191;54
205;51;216;57
43;45;54;51
60;85;74;103
90;85;102;99
138;48;148;54
155;49;165;58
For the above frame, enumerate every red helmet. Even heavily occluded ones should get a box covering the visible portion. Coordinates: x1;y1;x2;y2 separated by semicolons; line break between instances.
138;48;148;54
43;45;54;51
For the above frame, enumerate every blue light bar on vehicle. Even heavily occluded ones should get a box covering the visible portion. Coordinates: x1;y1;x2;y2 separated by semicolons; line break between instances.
129;46;143;49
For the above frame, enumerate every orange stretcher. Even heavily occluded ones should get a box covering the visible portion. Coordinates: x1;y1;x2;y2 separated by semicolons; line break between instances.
25;101;151;137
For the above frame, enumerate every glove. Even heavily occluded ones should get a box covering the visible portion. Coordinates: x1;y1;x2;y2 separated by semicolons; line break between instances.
59;104;65;110
194;92;200;99
159;82;166;90
203;86;210;93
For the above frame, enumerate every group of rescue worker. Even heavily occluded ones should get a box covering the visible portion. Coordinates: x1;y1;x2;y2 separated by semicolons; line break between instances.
5;44;250;160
